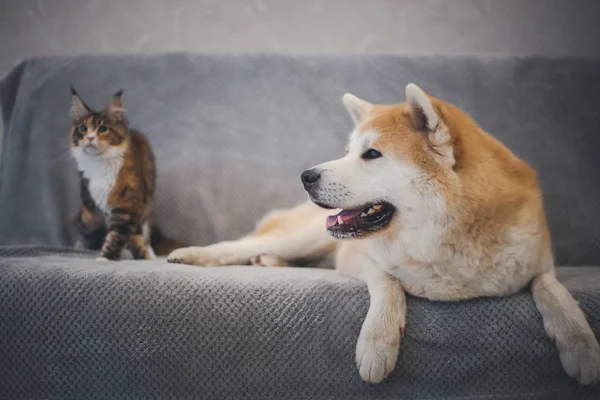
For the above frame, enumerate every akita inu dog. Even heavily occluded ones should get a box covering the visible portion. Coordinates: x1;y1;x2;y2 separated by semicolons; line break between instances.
168;84;600;385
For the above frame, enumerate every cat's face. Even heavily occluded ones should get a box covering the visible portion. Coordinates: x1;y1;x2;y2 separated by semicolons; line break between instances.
70;89;128;156
71;113;127;155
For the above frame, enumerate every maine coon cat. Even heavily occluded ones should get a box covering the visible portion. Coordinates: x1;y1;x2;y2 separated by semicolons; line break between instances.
70;88;156;260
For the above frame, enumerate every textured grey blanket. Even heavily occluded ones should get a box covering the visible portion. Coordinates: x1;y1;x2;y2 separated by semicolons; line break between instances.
2;54;600;399
1;246;599;399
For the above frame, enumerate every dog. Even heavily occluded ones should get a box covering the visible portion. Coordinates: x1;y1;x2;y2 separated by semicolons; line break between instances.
168;83;600;385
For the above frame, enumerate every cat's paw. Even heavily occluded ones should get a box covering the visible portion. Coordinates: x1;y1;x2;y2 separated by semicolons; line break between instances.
146;246;157;260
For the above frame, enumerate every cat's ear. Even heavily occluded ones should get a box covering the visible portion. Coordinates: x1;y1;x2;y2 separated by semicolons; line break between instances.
105;89;126;122
70;87;91;120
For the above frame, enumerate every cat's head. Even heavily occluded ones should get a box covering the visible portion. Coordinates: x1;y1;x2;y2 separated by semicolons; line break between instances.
70;88;129;156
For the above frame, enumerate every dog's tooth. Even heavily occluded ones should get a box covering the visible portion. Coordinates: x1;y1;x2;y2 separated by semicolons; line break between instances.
360;212;368;217
337;216;344;225
373;205;383;210
367;208;375;215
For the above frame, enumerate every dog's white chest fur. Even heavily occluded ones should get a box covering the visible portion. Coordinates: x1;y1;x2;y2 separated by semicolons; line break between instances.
367;217;542;301
72;148;124;214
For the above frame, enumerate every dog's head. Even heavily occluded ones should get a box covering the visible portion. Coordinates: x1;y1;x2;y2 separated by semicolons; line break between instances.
302;83;463;239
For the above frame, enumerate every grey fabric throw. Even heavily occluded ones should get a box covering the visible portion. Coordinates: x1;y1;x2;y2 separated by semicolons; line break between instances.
1;246;600;399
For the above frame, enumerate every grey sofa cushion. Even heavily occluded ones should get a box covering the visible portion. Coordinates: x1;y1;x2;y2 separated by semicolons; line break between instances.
1;246;599;400
1;54;600;265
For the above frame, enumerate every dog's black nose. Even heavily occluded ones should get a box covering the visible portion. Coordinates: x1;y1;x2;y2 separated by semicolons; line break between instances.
301;169;321;191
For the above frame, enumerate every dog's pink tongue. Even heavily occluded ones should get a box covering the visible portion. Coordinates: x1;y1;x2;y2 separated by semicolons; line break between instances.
326;208;364;228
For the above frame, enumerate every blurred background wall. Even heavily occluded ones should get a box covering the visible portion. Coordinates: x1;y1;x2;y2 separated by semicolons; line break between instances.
1;0;599;143
1;0;600;78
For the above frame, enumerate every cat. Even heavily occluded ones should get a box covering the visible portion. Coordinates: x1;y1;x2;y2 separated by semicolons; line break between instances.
69;88;157;260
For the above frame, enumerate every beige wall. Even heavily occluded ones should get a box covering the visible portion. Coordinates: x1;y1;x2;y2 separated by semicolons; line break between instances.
1;0;599;77
1;0;599;144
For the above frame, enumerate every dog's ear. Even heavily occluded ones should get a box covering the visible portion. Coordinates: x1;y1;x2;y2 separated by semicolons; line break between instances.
70;88;91;120
405;83;439;132
343;93;373;125
406;83;454;167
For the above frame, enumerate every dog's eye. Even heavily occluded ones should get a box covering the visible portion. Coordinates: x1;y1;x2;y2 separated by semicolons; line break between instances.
361;149;382;160
79;125;87;133
98;126;107;133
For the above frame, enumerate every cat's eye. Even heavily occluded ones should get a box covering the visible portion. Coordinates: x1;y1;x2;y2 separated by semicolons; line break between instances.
79;125;87;133
361;148;382;160
98;126;108;133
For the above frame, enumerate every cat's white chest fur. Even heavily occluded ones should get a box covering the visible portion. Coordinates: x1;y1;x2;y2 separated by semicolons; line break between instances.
72;147;125;214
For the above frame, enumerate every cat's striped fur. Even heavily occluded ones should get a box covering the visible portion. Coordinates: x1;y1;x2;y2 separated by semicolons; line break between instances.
70;89;156;260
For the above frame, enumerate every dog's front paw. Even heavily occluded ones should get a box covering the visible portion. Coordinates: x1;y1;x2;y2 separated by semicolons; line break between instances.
250;253;289;267
167;247;219;266
355;327;401;383
95;256;110;261
560;342;600;385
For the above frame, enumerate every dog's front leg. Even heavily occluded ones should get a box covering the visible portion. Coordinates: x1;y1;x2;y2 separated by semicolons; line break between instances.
337;243;406;383
168;238;267;266
531;272;600;384
168;201;336;267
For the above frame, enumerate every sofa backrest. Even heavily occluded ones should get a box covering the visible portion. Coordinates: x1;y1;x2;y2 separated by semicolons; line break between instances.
1;54;599;265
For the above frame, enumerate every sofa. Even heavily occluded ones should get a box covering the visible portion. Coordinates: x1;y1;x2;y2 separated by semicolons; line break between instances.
1;53;599;399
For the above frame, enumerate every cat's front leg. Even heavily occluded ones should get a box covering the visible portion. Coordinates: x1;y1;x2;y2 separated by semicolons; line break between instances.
73;205;106;250
100;208;133;260
128;233;155;260
73;177;106;250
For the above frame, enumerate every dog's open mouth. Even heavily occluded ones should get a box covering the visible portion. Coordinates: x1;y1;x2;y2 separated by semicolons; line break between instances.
325;202;395;239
